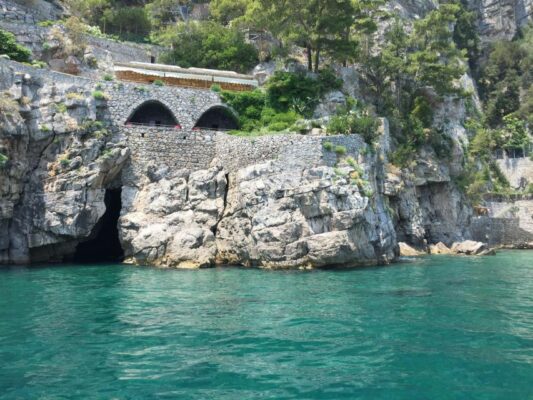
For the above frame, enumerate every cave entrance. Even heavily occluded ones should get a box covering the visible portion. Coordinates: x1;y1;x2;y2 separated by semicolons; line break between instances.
194;106;239;130
74;189;124;263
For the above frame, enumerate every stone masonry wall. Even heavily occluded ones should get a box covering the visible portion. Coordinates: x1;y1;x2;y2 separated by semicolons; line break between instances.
122;126;216;183
215;133;366;172
497;157;533;189
106;82;225;130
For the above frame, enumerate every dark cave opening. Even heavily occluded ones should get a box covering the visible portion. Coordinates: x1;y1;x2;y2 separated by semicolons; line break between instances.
73;189;124;263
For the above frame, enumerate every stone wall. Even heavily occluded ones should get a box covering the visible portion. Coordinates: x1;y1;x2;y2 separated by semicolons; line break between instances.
215;133;366;171
122;125;367;179
471;216;533;247
106;82;224;130
471;198;533;246
122;126;216;183
497;157;533;189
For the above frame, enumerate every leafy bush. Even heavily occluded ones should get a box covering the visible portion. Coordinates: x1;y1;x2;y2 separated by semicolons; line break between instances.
326;99;379;144
0;29;32;62
92;90;107;100
210;84;222;93
220;89;266;131
334;145;347;155
103;74;114;81
155;21;258;74
323;141;334;151
0;153;8;169
266;70;342;117
152;79;165;86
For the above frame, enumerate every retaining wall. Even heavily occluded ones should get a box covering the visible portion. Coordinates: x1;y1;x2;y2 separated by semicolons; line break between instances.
496;157;533;189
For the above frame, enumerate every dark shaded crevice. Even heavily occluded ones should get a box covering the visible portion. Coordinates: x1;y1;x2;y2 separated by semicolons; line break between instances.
211;173;230;237
73;188;124;263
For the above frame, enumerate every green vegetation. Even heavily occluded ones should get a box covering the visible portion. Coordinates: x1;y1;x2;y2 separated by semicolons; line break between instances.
334;145;347;155
265;70;342;117
478;24;532;128
54;103;68;113
154;21;258;73
152;80;165;86
0;153;8;169
79;119;109;139
92;90;107;100
0;29;32;62
219;69;342;134
103;74;114;81
323;142;334;151
326;99;379;144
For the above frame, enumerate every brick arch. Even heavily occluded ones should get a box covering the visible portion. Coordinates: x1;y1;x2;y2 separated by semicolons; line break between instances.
125;99;180;127
193;105;239;131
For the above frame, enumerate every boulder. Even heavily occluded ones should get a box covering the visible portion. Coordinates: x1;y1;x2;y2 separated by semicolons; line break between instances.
429;242;454;255
399;242;426;256
451;240;490;255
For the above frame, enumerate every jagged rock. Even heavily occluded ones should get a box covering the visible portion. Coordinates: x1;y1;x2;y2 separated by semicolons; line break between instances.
215;161;396;269
429;242;454;255
399;242;426;256
313;90;346;119
119;167;227;268
451;240;490;255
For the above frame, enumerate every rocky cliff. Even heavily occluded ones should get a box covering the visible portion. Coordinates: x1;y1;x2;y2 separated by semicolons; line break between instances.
0;61;401;269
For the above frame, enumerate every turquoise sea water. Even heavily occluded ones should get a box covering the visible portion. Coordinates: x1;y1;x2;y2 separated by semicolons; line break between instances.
0;251;532;400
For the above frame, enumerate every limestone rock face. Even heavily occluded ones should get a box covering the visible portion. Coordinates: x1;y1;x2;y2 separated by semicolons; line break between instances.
399;242;426;256
451;240;490;255
215;162;397;269
119;166;227;268
118;159;397;269
0;65;129;263
429;242;454;255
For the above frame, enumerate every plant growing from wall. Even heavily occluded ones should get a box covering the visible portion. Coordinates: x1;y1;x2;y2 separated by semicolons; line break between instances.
0;29;32;62
0;153;8;169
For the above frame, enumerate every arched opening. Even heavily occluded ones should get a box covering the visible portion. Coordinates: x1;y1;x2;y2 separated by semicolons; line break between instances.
194;106;239;130
73;189;124;263
126;101;178;127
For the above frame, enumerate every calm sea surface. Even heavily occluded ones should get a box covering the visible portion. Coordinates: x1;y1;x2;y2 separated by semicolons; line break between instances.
0;251;532;399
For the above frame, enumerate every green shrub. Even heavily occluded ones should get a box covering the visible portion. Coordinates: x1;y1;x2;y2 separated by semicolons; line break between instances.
0;153;8;169
323;141;334;151
153;79;165;86
326;100;379;144
103;74;114;81
210;84;222;93
265;70;341;117
92;90;107;100
0;29;32;62
335;145;347;155
31;60;47;68
134;86;148;93
55;103;67;113
390;144;416;168
37;20;56;27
